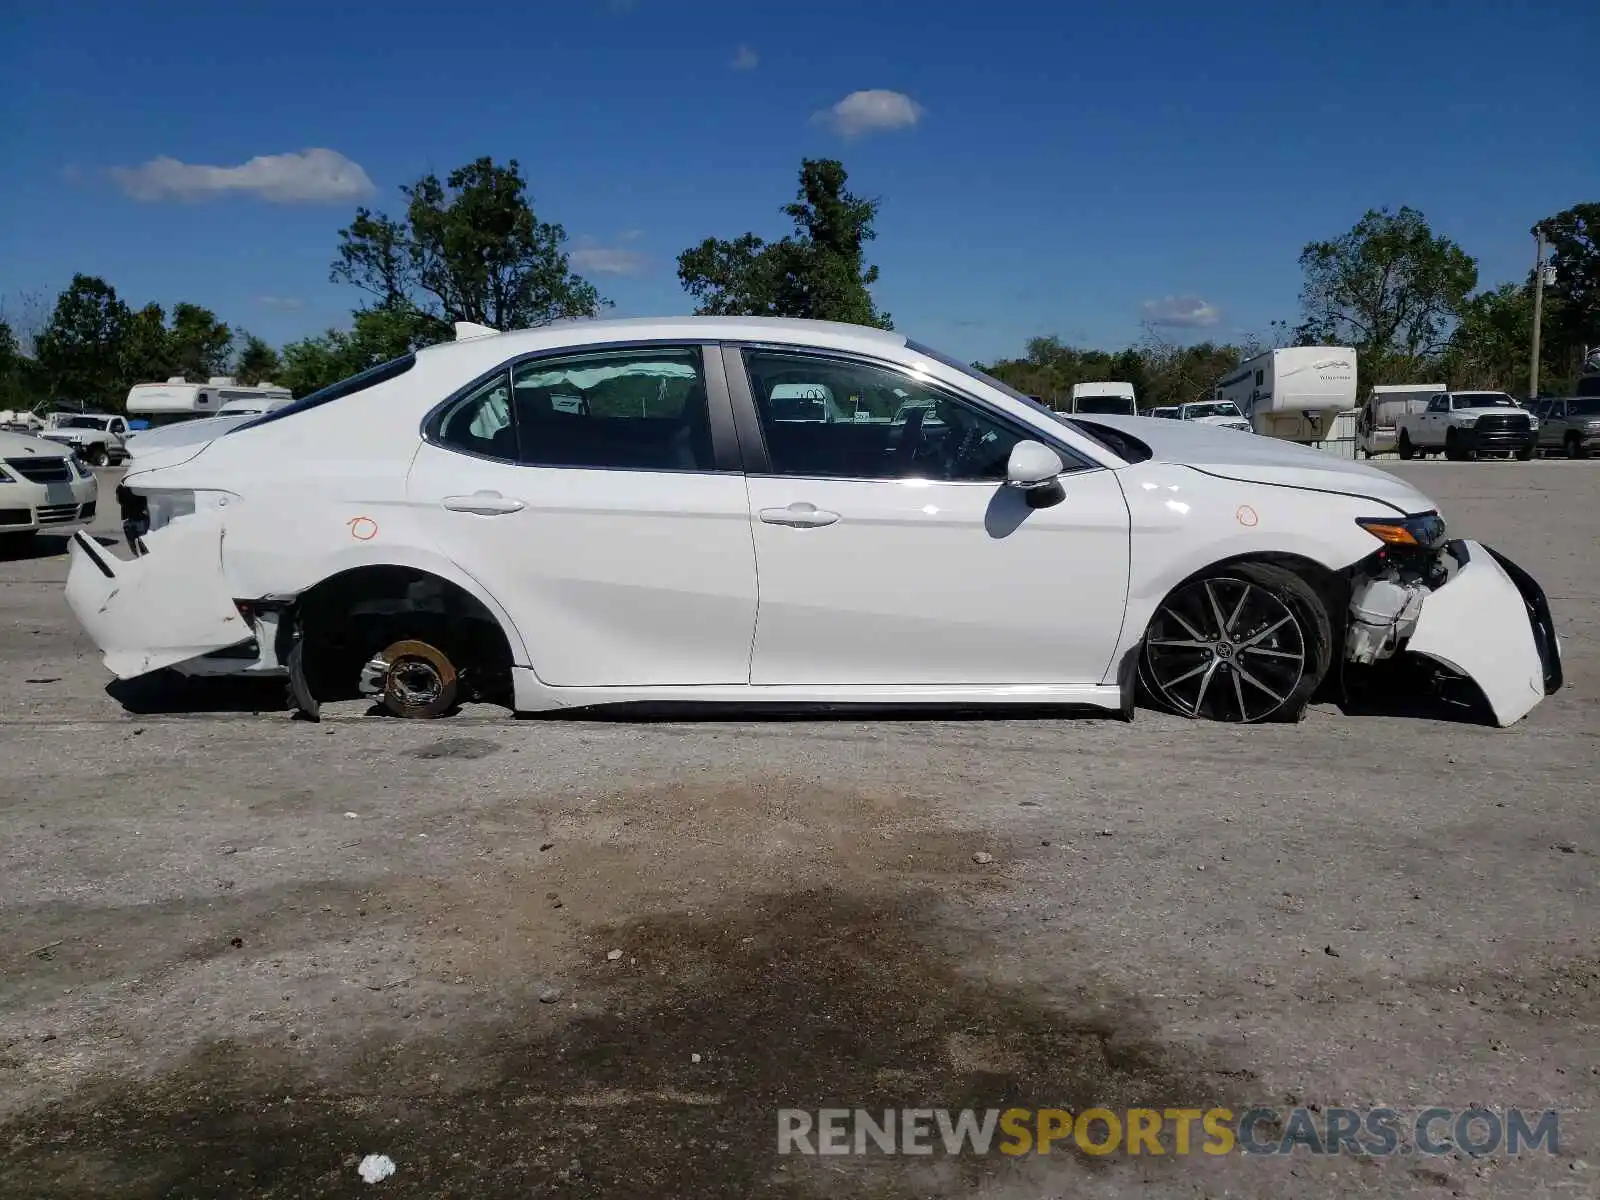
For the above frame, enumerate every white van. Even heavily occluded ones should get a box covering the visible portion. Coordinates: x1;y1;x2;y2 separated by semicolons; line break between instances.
125;376;293;429
1068;381;1137;416
1215;348;1357;442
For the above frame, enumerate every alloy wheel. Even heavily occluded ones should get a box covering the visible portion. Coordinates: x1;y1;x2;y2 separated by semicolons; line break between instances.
1142;576;1308;722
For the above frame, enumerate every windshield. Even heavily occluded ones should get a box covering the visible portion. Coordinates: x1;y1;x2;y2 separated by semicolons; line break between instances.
1454;393;1517;408
1075;396;1135;415
1182;402;1242;419
906;340;1065;423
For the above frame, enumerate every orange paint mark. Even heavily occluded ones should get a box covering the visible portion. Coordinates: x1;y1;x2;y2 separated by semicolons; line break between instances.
348;516;379;541
1235;505;1258;528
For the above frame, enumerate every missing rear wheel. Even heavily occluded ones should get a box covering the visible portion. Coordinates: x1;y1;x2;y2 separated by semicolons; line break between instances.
367;640;459;719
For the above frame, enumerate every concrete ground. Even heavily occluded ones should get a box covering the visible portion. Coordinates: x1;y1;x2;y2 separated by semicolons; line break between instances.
0;461;1594;1198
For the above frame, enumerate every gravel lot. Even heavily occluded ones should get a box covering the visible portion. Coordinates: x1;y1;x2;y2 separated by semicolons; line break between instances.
1;461;1595;1198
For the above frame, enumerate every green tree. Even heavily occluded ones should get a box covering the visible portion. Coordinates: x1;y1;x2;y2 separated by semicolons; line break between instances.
120;302;173;384
1536;202;1599;383
233;333;283;385
1444;282;1535;390
167;302;232;380
678;159;892;328
332;156;605;336
277;308;421;397
1294;207;1477;389
35;274;132;408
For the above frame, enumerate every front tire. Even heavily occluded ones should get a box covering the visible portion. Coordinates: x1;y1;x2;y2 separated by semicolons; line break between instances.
1516;443;1535;461
86;444;109;467
1139;562;1332;723
1397;432;1415;460
1567;434;1588;460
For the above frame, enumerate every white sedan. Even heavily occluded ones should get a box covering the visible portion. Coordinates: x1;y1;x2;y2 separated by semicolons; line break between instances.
65;317;1560;726
1;429;99;549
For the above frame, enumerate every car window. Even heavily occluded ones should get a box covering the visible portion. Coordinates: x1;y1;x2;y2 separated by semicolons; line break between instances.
1571;398;1600;417
743;349;1063;482
1426;397;1446;413
436;371;517;460
509;347;715;472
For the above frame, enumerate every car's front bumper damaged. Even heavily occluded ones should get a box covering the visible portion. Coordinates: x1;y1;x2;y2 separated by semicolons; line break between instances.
1345;538;1561;726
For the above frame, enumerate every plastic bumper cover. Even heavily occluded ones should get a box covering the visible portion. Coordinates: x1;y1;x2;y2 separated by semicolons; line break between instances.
65;525;251;679
1405;540;1561;726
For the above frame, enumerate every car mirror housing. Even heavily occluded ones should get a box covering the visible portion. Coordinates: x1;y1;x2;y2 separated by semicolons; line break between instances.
1005;440;1064;489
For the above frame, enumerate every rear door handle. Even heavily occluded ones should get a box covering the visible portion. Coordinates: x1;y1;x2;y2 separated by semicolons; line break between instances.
759;502;840;528
443;490;525;515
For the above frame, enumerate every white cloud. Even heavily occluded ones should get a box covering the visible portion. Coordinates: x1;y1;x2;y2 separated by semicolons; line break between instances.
110;148;375;204
1140;295;1223;329
813;90;923;138
730;44;759;71
572;238;648;276
255;295;306;311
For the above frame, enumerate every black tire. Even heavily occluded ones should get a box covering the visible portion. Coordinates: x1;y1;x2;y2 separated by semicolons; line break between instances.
1515;443;1535;461
86;444;109;467
0;530;38;556
1444;430;1463;461
1567;434;1588;460
1397;432;1415;460
1139;562;1333;724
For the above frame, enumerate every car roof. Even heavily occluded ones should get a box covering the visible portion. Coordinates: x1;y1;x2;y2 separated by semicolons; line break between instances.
415;315;908;369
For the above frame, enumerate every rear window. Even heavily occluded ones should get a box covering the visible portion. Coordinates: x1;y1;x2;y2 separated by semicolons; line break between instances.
230;354;416;434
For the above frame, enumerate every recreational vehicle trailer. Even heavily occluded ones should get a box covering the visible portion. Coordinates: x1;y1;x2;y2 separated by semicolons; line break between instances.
124;377;292;429
1356;383;1445;458
1215;347;1357;443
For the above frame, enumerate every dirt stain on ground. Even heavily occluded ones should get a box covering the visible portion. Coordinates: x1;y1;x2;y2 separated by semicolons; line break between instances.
0;887;1238;1199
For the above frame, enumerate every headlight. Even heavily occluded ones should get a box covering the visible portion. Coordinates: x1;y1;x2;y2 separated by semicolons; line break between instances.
1586;420;1600;431
1357;512;1448;549
1456;416;1477;427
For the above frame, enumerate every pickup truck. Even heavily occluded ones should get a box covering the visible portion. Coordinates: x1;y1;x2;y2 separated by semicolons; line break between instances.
1395;391;1537;461
1534;396;1600;459
39;411;131;466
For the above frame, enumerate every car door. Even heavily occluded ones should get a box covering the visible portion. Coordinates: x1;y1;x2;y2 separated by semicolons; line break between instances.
406;343;758;687
728;345;1131;687
1425;395;1448;441
1545;400;1566;447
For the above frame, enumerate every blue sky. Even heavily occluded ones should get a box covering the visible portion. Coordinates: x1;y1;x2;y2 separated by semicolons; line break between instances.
3;0;1594;365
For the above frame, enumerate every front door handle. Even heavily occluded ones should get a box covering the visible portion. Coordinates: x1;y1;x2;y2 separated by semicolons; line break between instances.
443;490;526;515
759;502;840;528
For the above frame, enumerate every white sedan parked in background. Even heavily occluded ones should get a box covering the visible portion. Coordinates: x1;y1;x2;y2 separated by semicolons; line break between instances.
0;429;98;549
66;317;1560;726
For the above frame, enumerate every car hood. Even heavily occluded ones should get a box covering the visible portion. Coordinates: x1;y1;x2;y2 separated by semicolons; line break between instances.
1076;414;1434;514
0;429;76;458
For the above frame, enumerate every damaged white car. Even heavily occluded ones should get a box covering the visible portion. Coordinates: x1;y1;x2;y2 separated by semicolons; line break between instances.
66;317;1562;726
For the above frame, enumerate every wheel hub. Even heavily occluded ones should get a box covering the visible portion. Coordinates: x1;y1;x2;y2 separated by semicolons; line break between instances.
1142;576;1308;722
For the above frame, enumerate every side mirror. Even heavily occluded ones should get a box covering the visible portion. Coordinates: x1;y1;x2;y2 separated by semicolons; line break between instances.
1005;440;1064;489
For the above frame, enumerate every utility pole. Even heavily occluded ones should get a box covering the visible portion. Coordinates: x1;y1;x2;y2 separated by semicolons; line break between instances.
1529;224;1546;400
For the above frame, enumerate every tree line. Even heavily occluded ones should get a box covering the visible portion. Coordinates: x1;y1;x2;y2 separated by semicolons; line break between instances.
1;154;1593;414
